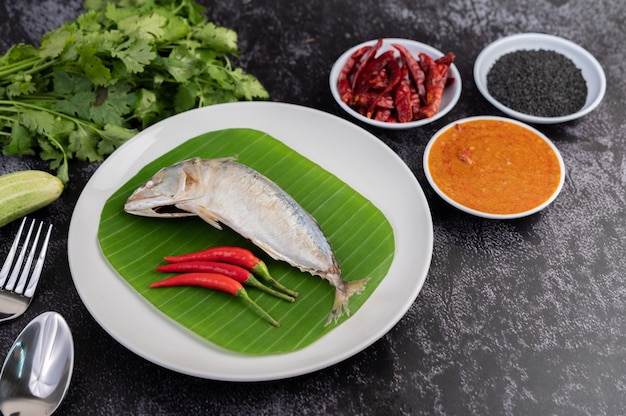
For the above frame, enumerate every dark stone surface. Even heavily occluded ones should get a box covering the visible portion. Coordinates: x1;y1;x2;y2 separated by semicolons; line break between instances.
1;0;625;414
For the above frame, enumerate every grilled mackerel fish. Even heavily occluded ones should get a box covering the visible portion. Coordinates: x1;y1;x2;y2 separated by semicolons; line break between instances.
124;157;369;325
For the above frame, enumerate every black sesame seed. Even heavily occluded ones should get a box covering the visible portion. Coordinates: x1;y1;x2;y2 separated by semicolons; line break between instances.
486;49;587;117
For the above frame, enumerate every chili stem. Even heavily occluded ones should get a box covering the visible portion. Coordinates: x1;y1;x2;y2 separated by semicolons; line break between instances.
237;288;280;327
252;261;299;298
246;274;295;302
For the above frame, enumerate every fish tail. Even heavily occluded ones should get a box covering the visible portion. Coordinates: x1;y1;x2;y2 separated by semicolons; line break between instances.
324;277;370;326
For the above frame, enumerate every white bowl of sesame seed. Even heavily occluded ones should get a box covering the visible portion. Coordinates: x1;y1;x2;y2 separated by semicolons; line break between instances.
473;33;606;124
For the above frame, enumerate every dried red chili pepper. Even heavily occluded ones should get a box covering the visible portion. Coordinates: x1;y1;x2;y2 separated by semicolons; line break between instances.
367;58;401;118
351;38;383;91
373;108;392;121
394;65;413;123
156;261;295;302
150;272;280;327
338;45;371;104
391;43;426;99
419;52;455;119
352;92;393;110
367;67;388;89
163;246;298;297
353;50;395;95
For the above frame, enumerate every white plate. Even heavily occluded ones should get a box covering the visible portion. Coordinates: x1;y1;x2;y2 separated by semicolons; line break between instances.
68;101;433;381
329;38;462;129
473;33;606;124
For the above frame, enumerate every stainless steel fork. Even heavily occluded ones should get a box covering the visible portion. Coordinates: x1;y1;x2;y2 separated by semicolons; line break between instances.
0;218;52;322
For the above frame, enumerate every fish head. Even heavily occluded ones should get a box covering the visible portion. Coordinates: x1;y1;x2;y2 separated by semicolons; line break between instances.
124;159;203;217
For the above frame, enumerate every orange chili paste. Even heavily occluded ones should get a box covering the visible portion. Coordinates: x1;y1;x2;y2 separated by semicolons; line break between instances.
428;119;562;215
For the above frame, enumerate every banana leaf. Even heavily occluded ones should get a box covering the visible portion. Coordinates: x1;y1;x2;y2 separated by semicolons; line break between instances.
98;128;394;355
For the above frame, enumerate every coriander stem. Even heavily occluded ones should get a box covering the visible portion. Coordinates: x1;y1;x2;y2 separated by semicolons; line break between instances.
0;57;42;78
19;60;57;77
0;99;101;132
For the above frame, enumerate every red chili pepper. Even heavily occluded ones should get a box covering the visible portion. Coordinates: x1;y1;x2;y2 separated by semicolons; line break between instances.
435;52;455;67
150;272;280;327
367;67;388;89
156;261;294;302
352;92;393;109
419;52;455;119
338;45;371;104
353;50;395;95
373;108;392;121
163;246;299;298
392;43;426;99
366;58;401;118
351;38;383;91
394;65;413;123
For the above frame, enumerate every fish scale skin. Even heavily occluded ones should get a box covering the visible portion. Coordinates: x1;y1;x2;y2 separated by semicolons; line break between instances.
196;159;338;278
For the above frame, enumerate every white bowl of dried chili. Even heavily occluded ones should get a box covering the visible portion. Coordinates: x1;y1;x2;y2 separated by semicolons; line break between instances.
423;116;565;219
329;38;462;129
474;33;606;124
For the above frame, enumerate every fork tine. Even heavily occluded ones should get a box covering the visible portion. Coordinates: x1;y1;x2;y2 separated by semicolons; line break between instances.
0;217;27;286
24;223;52;298
4;219;36;291
14;221;44;294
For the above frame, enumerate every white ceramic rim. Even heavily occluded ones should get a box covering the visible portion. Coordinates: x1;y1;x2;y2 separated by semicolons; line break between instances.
423;115;566;219
329;38;462;129
473;33;606;124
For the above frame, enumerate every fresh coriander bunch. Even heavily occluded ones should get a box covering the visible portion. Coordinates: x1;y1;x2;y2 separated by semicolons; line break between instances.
0;0;269;183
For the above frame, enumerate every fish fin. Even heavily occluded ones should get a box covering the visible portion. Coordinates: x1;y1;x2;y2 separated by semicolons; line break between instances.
324;277;370;326
196;206;223;230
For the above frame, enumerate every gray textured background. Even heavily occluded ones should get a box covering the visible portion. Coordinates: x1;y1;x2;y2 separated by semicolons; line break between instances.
0;0;625;414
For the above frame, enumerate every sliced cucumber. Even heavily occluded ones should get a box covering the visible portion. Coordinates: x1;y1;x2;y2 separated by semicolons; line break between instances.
0;170;63;228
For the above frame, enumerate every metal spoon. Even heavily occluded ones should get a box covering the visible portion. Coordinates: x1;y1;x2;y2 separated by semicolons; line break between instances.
0;312;74;416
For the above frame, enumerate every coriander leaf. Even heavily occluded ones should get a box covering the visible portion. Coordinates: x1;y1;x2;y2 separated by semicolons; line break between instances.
20;109;58;136
89;81;137;126
6;74;37;98
111;37;156;73
193;23;238;54
2;120;36;156
235;71;270;101
37;136;69;184
103;3;136;24
163;45;200;82
83;0;109;13
52;70;93;95
174;82;199;112
19;107;76;140
178;0;207;26
77;41;112;86
68;126;101;161
206;64;235;90
134;88;162;127
99;29;125;52
0;44;37;66
96;123;137;155
160;13;191;42
116;13;167;41
39;25;75;60
55;90;97;120
76;10;102;33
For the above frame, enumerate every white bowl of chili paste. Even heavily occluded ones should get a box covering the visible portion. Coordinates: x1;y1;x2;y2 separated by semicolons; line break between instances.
474;33;606;124
424;116;565;219
329;38;462;129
